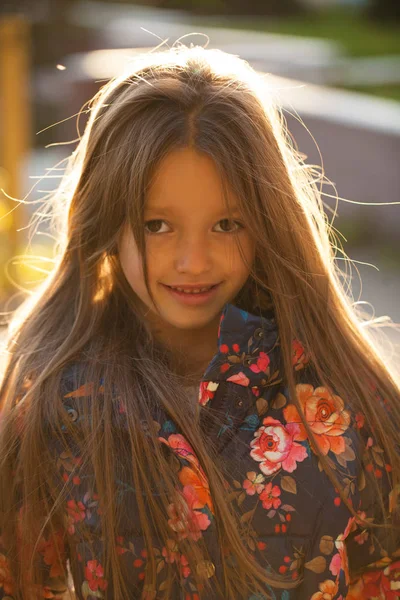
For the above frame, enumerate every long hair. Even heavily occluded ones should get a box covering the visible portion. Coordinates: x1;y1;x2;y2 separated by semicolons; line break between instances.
0;44;399;599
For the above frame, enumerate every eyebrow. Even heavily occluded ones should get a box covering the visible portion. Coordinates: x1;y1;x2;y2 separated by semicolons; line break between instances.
144;206;242;216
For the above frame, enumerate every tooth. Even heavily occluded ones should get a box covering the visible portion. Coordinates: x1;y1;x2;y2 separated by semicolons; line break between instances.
171;286;213;293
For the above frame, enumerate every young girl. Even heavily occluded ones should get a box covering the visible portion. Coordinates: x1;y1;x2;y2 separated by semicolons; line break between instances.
0;44;399;600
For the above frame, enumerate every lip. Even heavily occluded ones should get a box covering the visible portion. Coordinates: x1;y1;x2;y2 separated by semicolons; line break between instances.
165;283;219;290
161;282;221;305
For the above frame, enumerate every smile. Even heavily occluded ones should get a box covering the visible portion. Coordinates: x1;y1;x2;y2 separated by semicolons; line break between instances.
161;283;221;304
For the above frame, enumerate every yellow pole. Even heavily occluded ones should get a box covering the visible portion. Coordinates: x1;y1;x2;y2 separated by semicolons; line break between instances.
0;14;31;301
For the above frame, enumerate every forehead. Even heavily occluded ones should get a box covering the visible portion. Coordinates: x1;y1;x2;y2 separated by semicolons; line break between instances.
146;147;240;214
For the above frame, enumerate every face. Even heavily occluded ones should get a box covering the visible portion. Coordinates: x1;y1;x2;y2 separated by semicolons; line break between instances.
118;147;255;339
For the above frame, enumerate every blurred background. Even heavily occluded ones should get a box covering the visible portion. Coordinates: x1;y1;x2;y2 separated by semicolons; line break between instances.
0;0;399;364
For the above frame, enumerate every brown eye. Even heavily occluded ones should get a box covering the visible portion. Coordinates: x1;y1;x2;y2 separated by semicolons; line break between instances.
144;220;169;234
214;219;243;233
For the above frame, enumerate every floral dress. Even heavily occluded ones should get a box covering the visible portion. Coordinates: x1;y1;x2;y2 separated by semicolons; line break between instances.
1;303;399;599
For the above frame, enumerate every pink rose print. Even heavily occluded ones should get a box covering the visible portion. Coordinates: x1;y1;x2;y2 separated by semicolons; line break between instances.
329;552;342;577
250;417;308;475
249;351;270;374
226;371;250;386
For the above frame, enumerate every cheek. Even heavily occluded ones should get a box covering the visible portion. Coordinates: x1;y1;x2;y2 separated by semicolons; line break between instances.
118;232;147;296
228;234;255;274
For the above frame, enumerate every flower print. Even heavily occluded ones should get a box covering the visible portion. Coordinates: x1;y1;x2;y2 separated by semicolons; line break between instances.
347;559;400;600
329;552;342;577
167;487;211;541
249;351;270;374
66;499;86;534
250;417;308;476
259;482;281;510
217;312;224;339
355;412;365;429
64;381;105;398
198;381;219;407
0;553;14;596
332;514;359;585
292;339;309;371
226;371;250;387
115;537;128;556
66;492;98;535
37;529;66;578
243;471;265;496
179;465;213;512
179;553;191;579
162;539;180;564
133;548;148;582
310;579;338;600
159;434;200;470
283;384;351;456
84;559;108;592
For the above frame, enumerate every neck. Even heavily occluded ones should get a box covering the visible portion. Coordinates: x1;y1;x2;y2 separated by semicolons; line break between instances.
148;314;221;384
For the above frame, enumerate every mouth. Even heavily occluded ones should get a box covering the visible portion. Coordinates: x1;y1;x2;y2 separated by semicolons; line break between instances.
161;283;221;304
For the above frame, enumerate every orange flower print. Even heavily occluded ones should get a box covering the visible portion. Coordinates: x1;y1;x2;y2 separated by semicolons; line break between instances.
259;482;281;510
0;553;15;596
179;465;213;512
167;488;211;541
84;559;108;592
347;559;400;600
310;579;338;600
159;434;200;470
283;384;350;455
37;529;66;578
292;339;309;371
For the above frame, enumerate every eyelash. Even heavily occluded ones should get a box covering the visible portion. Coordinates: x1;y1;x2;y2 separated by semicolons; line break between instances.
144;219;244;235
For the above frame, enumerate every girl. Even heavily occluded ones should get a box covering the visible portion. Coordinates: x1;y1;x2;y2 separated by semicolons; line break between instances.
0;44;399;600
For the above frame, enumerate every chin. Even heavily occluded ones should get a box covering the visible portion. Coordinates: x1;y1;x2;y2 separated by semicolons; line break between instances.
161;306;222;330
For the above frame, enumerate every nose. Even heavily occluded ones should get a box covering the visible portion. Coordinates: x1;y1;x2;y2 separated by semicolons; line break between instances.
174;233;213;276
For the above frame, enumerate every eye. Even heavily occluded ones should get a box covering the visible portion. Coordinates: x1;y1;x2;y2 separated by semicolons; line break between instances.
214;219;243;233
144;220;171;234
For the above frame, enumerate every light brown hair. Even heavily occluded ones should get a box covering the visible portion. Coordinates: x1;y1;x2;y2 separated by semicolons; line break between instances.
1;44;399;599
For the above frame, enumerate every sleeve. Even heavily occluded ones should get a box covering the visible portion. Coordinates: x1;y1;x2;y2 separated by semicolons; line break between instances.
0;414;72;599
0;533;71;600
288;410;399;600
343;418;400;600
294;483;350;600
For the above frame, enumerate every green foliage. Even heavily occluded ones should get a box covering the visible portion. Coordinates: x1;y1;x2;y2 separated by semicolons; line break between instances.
193;6;400;58
144;0;306;17
365;0;400;22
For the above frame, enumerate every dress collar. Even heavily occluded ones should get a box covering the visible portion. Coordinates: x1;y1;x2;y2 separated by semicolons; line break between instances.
200;302;280;389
